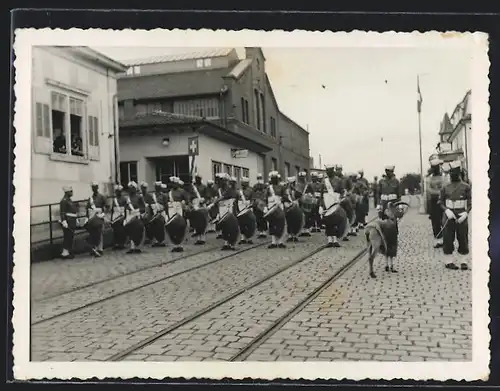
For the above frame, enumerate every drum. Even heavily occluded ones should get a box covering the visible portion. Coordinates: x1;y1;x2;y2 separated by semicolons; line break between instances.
237;207;257;239
167;201;183;224
216;211;240;246
285;202;305;236
254;199;266;214
165;213;188;245
322;202;349;239
124;209;141;226
111;206;125;225
300;194;315;214
264;203;286;238
189;206;210;235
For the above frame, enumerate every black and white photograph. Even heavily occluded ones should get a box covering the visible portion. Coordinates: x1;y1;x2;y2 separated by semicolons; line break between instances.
13;29;489;381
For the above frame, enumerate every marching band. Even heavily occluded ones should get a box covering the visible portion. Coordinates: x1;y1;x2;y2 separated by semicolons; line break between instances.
58;168;382;259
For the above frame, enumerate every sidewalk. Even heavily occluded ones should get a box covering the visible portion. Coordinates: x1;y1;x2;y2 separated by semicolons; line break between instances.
249;209;472;361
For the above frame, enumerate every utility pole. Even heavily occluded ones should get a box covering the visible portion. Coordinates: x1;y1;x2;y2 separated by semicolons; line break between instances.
417;75;426;214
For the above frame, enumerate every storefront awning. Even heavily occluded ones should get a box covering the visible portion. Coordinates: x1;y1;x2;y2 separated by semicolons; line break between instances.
120;112;272;154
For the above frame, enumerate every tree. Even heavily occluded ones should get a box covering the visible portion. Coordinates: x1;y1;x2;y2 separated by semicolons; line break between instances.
400;173;422;195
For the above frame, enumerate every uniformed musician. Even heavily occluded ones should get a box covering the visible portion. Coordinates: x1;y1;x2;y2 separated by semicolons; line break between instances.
213;173;241;250
252;173;268;238
265;171;291;248
147;181;167;247
236;177;257;244
284;176;305;242
194;174;207;200
86;181;108;257
377;166;401;219
295;171;314;237
438;160;472;271
110;185;128;250
205;179;218;233
309;172;323;232
357;170;370;228
322;165;349;247
165;177;189;252
124;181;146;254
426;158;445;248
140;182;156;245
59;185;78;259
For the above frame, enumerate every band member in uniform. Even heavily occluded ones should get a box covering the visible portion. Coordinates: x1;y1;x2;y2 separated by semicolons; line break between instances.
111;184;128;250
438;160;472;271
194;174;207;199
140;182;156;245
187;176;210;245
357;170;370;228
377;165;401;220
335;166;356;239
236;177;257;244
252;173;268;238
213;173;225;239
322;165;350;247
351;173;368;231
59;186;78;259
426;158;446;248
205;179;218;233
284;176;305;242
86;181;108;257
265;171;290;248
145;181;168;247
165;176;189;252
124;181;146;254
309;172;323;232
295;172;314;237
211;173;241;250
372;176;379;208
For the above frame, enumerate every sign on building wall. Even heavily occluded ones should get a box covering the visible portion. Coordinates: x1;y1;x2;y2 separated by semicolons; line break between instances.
231;149;249;158
188;136;199;156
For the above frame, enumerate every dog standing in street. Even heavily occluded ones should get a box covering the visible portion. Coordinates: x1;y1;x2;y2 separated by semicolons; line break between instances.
365;200;409;278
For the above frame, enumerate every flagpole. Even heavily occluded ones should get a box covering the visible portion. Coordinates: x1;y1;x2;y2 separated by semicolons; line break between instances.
417;75;425;214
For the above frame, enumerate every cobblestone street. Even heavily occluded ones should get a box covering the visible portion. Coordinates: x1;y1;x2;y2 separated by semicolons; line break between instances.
30;201;471;362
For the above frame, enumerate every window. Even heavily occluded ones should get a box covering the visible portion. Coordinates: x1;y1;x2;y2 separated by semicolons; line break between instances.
50;92;85;157
241;97;247;124
270;116;277;138
35;101;51;138
126;68;133;76
271;158;278;172
224;164;233;176
120;161;138;188
242;168;249;178
212;160;222;180
133;66;141;75
196;59;204;68
203;58;212;67
135;101;163;116
196;58;212;68
244;100;249;124
285;162;291;178
173;98;219;118
295;165;300;175
254;89;261;130
260;93;266;133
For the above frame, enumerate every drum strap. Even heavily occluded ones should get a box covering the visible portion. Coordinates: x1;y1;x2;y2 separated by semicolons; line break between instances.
239;190;246;202
268;184;275;197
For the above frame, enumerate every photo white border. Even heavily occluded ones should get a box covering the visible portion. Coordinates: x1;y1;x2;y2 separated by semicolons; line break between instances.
12;28;491;381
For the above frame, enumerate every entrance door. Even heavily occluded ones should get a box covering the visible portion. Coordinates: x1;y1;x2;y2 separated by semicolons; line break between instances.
155;155;190;183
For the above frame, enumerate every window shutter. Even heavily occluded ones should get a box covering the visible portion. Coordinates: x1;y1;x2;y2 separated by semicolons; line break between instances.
87;100;100;161
32;87;52;154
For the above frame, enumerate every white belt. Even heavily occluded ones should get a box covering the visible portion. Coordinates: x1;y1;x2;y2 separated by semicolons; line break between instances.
445;199;467;209
65;213;78;217
381;194;397;201
314;192;321;198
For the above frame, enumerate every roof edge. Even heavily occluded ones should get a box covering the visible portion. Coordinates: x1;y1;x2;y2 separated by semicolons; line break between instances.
67;47;128;73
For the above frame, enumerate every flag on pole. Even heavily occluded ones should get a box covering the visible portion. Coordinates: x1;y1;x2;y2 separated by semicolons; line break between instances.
417;75;423;113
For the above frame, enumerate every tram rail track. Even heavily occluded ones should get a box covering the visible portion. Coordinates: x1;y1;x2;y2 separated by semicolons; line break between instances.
108;216;377;362
32;240;270;325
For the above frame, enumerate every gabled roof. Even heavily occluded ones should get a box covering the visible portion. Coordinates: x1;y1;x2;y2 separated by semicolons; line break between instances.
225;59;252;79
118;67;232;100
65;47;127;73
439;113;454;135
122;48;235;67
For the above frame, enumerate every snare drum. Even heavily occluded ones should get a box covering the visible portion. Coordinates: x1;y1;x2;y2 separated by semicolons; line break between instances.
300;194;315;214
168;201;183;219
124;209;141;226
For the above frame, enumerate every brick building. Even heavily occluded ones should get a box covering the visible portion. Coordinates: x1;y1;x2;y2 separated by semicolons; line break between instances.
117;48;311;185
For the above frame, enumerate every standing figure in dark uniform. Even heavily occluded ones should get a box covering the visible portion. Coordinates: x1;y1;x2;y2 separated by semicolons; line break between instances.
284;176;305;242
377;165;401;220
124;181;146;254
165;176;189;252
426;158;446;248
111;185;127;250
140;182;155;245
335;166;356;239
352;173;369;230
86;181;108;257
372;176;379;208
187;176;210;245
205;179;218;233
212;173;241;250
296;171;314;237
265;171;291;248
309;172;323;232
438;160;472;271
252;173;268;238
146;181;167;247
357;170;370;228
59;185;78;259
237;177;257;244
322;165;350;247
194;174;207;200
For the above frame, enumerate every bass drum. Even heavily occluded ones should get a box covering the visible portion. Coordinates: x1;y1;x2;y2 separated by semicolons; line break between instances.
264;204;286;238
165;213;188;245
207;202;219;222
340;197;356;226
285;202;305;236
322;203;350;239
300;194;316;214
237;207;257;239
188;207;210;235
216;212;240;246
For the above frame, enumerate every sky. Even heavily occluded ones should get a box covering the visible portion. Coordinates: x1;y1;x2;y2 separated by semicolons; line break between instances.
95;46;472;180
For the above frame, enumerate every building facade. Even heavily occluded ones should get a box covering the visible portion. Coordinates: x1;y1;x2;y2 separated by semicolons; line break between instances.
31;46;126;206
117;48;311;184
